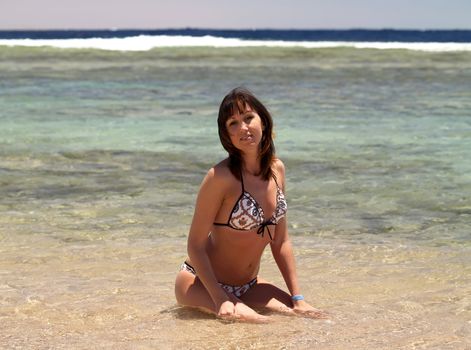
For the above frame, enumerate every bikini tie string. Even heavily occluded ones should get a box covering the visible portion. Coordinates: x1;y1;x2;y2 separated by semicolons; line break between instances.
257;221;273;240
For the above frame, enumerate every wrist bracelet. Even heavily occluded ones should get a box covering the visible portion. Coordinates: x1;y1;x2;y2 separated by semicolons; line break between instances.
291;294;304;301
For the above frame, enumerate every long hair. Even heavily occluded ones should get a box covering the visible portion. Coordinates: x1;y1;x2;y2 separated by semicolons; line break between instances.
217;87;276;181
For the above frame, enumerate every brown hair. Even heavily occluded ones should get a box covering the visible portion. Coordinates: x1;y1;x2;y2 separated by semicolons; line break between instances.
217;87;275;181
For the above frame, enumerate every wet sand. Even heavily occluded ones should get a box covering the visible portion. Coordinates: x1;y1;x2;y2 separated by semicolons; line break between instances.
1;229;469;349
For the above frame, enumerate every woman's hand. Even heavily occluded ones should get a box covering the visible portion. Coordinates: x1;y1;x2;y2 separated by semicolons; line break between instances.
216;300;236;318
292;299;328;319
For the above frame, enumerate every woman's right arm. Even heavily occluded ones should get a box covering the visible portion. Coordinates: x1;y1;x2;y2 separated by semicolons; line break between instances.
186;167;232;313
187;167;268;322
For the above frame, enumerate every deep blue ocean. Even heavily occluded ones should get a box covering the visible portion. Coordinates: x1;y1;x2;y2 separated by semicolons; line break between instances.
1;28;471;42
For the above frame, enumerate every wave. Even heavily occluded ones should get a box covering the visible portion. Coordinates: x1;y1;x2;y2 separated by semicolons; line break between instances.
1;35;471;52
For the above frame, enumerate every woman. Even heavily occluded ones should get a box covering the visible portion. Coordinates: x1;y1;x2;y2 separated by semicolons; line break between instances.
174;87;325;322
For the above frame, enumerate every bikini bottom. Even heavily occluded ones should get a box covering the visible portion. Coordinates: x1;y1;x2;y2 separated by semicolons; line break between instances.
180;261;257;298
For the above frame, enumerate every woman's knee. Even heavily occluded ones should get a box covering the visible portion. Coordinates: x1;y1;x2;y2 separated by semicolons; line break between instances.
174;270;193;305
174;271;215;312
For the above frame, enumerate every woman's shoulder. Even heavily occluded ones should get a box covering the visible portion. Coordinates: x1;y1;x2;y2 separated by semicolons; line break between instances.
272;158;286;177
203;158;234;186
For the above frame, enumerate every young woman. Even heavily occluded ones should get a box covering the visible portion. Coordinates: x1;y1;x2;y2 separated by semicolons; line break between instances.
174;87;325;322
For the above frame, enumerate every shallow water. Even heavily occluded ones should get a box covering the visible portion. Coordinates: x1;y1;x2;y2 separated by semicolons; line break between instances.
1;234;469;349
1;46;470;349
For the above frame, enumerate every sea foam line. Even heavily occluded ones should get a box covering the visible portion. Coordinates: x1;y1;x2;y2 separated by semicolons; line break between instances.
1;35;470;52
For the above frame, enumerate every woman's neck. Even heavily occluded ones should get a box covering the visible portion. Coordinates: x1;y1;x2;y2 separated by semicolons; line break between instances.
242;155;261;176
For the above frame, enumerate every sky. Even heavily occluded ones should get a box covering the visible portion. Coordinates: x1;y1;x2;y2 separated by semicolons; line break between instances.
1;0;470;30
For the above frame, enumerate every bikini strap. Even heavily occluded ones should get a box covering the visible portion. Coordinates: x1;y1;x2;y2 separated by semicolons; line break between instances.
273;174;281;189
239;168;245;192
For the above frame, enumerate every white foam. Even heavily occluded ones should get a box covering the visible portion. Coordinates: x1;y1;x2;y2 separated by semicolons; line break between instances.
0;35;470;52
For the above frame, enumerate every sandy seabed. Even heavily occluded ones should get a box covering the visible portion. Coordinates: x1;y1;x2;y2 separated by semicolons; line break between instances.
1;231;469;350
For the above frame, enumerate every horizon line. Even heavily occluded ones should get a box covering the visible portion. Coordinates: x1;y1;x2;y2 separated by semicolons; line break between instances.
1;27;470;32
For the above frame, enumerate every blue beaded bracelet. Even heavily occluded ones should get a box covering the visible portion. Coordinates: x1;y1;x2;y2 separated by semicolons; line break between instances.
291;294;304;301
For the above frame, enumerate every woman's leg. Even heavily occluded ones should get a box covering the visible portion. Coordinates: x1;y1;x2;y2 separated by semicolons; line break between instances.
239;277;295;315
175;270;270;322
174;269;217;314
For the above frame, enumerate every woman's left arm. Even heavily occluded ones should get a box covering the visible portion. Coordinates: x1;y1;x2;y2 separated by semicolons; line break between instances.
270;160;327;318
270;159;301;297
270;217;300;297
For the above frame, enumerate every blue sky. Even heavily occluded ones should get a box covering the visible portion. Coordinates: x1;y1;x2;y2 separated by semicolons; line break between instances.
1;0;470;30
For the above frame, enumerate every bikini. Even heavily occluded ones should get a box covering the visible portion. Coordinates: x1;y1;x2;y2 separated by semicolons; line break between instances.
213;172;287;241
181;261;257;298
180;172;288;298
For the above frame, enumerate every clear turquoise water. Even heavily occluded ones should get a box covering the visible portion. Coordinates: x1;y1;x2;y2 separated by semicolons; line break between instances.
1;46;470;244
1;46;470;348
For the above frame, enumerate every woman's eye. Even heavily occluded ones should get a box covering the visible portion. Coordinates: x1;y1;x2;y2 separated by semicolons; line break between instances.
228;121;237;127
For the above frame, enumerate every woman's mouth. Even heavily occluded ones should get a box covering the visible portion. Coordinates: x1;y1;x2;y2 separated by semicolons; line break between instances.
240;134;253;141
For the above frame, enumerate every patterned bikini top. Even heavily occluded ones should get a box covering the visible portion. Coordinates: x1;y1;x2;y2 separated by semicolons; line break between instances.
213;172;287;240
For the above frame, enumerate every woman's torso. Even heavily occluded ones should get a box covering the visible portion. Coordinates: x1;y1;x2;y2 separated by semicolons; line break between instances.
188;161;287;285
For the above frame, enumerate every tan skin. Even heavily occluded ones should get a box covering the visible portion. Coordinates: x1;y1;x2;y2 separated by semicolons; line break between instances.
174;106;326;322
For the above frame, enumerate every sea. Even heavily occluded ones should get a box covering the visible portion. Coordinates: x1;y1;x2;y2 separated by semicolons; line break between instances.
0;29;470;349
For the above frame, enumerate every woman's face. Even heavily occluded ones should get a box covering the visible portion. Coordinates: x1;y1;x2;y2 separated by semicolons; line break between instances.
225;104;264;153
